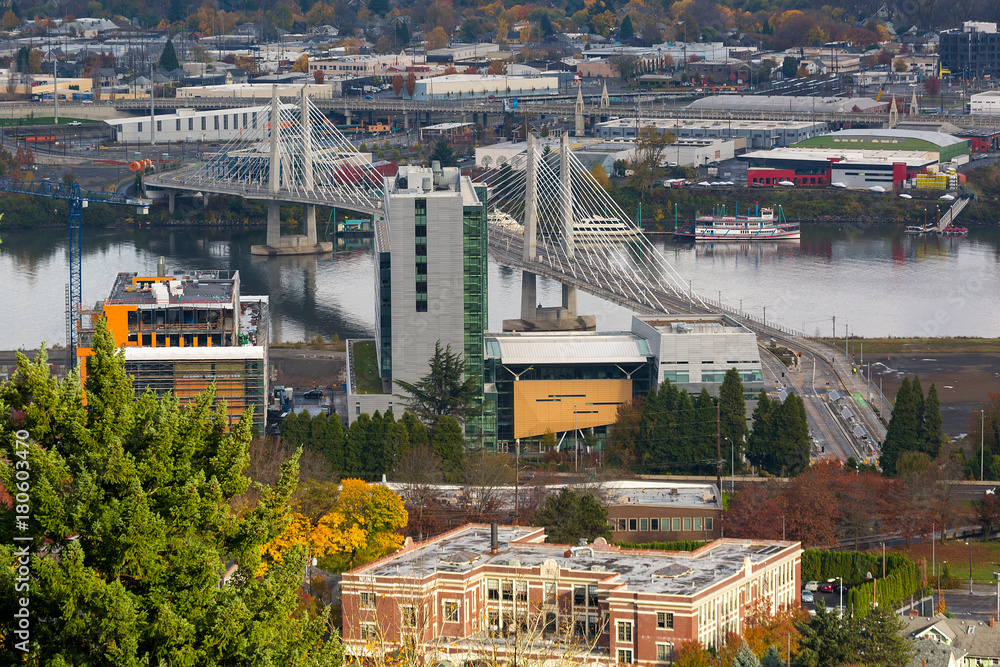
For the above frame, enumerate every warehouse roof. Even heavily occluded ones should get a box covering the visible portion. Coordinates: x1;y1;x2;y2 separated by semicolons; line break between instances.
485;331;651;365
686;95;884;113
815;128;967;147
742;147;937;167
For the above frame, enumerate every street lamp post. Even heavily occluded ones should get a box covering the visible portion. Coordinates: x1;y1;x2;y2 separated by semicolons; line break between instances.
982;409;986;481
968;541;974;594
574;404;579;472
836;576;843;615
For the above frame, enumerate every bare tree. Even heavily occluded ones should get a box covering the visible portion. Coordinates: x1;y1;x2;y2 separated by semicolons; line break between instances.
607;52;641;82
392;445;446;540
460;452;514;522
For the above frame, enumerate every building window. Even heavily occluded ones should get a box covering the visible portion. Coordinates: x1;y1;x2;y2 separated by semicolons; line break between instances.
360;622;377;640
588;584;599;606
706;517;714;531
214;115;219;130
656;643;673;662
657;612;674;629
618;518;627;531
402;605;417;627
651;518;659;531
201;116;206;131
574;585;586;607
683;518;692;531
233;113;238;128
223;115;228;130
617;621;633;643
516;581;528;602
138;122;143;132
188;118;193;131
628;518;637;531
175;119;181;131
157;120;162;132
640;518;648;531
502;580;514;601
617;649;634;664
443;600;459;622
672;518;681;531
487;578;500;600
360;592;376;609
694;517;703;531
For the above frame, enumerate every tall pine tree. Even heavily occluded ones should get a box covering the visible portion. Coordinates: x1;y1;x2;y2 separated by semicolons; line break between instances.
0;320;339;663
720;368;748;472
881;377;918;475
922;383;944;458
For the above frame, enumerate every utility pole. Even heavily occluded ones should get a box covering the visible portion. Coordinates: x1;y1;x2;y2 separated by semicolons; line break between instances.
716;399;722;494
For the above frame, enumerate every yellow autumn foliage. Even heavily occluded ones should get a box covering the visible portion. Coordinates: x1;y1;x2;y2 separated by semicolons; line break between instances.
258;478;408;576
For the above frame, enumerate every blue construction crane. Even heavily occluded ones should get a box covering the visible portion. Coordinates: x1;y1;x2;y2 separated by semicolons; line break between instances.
0;178;149;368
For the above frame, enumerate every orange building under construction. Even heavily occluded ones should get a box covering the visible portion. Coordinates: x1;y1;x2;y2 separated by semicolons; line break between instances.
77;270;269;430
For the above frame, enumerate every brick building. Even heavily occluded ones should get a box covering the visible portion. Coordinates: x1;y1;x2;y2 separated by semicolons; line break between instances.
606;482;723;542
341;524;802;665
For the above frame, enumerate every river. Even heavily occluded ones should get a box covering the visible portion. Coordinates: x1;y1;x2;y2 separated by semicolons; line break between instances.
1;223;999;351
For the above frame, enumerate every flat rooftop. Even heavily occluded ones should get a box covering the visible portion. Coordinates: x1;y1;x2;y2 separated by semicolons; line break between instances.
742;147;937;166
595;118;823;131
382;480;722;512
359;524;797;597
485;331;651;365
636;314;749;335
106;271;237;306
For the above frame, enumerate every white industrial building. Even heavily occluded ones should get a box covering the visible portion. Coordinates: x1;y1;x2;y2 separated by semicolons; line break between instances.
971;90;1000;114
631;314;763;396
105;105;292;144
176;83;332;100
412;74;559;100
594;117;826;149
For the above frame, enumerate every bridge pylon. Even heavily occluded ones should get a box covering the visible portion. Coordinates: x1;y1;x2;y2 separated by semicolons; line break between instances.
506;133;594;332
252;86;333;256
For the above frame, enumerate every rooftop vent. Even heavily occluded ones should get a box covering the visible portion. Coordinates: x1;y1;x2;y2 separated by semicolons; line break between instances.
442;550;481;565
652;563;694;579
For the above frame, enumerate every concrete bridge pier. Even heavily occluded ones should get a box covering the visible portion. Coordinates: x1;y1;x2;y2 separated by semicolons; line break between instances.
562;283;577;316
167;191;176;213
403;112;409;130
345;109;352;125
521;271;537;321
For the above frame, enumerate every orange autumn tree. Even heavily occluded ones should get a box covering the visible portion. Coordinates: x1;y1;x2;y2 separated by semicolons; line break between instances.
742;596;809;657
260;478;407;575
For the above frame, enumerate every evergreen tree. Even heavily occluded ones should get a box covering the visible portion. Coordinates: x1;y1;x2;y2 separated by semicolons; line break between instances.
732;642;761;667
159;39;179;71
793;602;854;667
855;606;914;666
394;20;411;47
534;488;612;544
720;368;748;472
881;377;919;476
761;646;783;667
913;375;926;441
401;410;430;446
368;0;389;16
0;321;338;663
395;341;480;425
540;11;554;37
747;390;774;471
782;55;799;78
619;13;635;42
431;415;465;480
694;388;718;477
325;414;346;470
382;412;410;474
922;383;944;458
345;413;371;475
428;138;457;167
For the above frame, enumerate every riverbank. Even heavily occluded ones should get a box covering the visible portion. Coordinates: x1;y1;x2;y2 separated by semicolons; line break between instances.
818;338;1000;355
614;185;1000;230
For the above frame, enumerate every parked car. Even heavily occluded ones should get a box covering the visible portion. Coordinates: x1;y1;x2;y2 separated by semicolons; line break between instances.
804;580;820;592
67;121;82;126
801;590;815;603
818;581;837;593
303;389;324;399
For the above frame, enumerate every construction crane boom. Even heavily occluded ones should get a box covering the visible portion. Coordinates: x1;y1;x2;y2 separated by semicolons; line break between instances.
0;178;149;369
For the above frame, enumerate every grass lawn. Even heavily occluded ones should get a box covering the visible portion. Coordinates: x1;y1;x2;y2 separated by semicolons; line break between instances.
883;539;1000;586
816;337;1000;355
0;117;94;126
351;339;383;394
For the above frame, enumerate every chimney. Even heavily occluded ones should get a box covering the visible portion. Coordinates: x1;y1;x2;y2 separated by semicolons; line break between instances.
490;522;499;554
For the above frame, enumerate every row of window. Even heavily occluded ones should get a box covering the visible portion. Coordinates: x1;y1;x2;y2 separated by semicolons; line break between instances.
614;517;714;532
616;645;672;664
139;112;261;135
